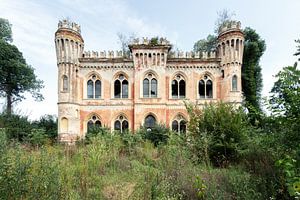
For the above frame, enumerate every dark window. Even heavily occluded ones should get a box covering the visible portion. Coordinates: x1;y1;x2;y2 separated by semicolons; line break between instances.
171;80;178;98
114;115;129;133
199;77;213;99
172;120;178;132
179;120;186;133
114;80;121;98
145;115;156;129
199;80;205;98
62;75;68;92
114;74;128;98
232;75;237;91
87;115;102;133
206;80;213;98
172;75;185;99
87;80;94;98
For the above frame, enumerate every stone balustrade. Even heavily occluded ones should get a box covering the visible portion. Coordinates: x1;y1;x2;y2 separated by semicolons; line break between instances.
82;50;125;58
169;51;217;59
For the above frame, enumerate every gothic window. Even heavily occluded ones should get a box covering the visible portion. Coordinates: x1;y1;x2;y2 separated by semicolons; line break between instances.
87;115;102;133
232;75;238;91
62;75;68;92
172;74;186;99
171;115;187;133
114;115;129;133
144;115;156;130
198;75;213;99
114;74;128;98
143;73;157;98
87;74;101;99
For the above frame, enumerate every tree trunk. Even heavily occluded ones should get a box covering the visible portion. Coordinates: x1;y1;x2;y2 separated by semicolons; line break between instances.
6;93;12;115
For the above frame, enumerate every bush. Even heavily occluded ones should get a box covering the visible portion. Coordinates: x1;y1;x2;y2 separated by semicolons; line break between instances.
187;102;249;167
138;124;170;147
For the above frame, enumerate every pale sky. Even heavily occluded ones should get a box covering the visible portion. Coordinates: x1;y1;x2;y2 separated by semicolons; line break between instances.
0;0;300;119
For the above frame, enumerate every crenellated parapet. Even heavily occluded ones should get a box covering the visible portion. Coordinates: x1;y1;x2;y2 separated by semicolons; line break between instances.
168;51;217;59
82;50;127;58
218;20;241;36
130;37;171;45
58;19;81;34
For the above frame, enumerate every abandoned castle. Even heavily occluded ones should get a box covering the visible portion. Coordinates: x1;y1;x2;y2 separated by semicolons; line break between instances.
55;19;244;142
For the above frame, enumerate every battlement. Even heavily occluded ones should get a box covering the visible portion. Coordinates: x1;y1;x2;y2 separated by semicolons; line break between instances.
218;20;241;35
58;19;81;34
130;37;171;46
82;50;126;59
168;51;217;59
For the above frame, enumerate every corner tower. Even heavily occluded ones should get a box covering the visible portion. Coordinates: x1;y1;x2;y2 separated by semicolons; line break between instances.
55;19;84;143
217;21;244;103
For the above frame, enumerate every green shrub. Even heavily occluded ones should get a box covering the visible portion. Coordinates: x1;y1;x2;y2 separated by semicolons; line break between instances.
187;102;249;167
138;124;170;147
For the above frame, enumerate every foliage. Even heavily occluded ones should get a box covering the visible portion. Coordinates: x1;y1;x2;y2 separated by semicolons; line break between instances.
294;39;300;61
26;129;49;147
0;22;44;115
242;27;266;120
193;35;217;53
138;124;170;147
32;114;57;140
117;32;135;58
214;9;236;34
0;18;12;42
187;102;249;167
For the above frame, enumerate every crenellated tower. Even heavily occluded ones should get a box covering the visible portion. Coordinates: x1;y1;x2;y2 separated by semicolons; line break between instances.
55;19;84;142
217;21;244;103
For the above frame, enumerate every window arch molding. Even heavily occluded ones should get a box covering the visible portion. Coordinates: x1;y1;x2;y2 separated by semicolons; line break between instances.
171;72;187;99
143;112;157;130
198;72;214;99
86;113;102;133
113;72;129;99
61;75;68;92
113;114;129;133
142;70;159;98
232;74;238;91
85;72;102;99
171;114;187;133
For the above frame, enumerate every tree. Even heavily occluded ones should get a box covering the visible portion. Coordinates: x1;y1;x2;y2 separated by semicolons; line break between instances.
0;18;44;115
294;39;300;61
117;32;135;58
269;64;300;119
214;9;235;34
242;27;266;116
193;34;217;52
0;18;12;42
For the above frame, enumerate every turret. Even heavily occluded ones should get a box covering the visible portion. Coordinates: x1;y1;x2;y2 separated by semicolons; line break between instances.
217;21;244;103
55;19;84;143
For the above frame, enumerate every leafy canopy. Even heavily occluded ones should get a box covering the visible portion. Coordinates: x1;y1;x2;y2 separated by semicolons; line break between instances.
0;18;12;42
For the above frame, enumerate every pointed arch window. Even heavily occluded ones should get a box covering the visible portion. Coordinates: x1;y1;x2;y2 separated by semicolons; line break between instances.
114;115;129;133
172;115;187;133
143;73;157;97
87;74;101;99
198;75;213;99
144;115;156;130
87;115;102;133
62;75;68;92
232;75;238;91
114;74;128;98
172;74;186;99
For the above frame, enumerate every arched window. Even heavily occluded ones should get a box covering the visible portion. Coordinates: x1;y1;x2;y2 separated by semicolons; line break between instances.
114;74;128;98
62;75;68;92
232;75;238;91
198;75;213;99
87;115;102;133
87;74;101;99
114;115;129;133
61;117;68;133
172;74;186;99
143;73;157;97
144;114;156;130
171;115;187;133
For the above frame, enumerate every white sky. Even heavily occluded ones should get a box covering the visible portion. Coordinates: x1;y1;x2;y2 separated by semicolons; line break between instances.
0;0;300;119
